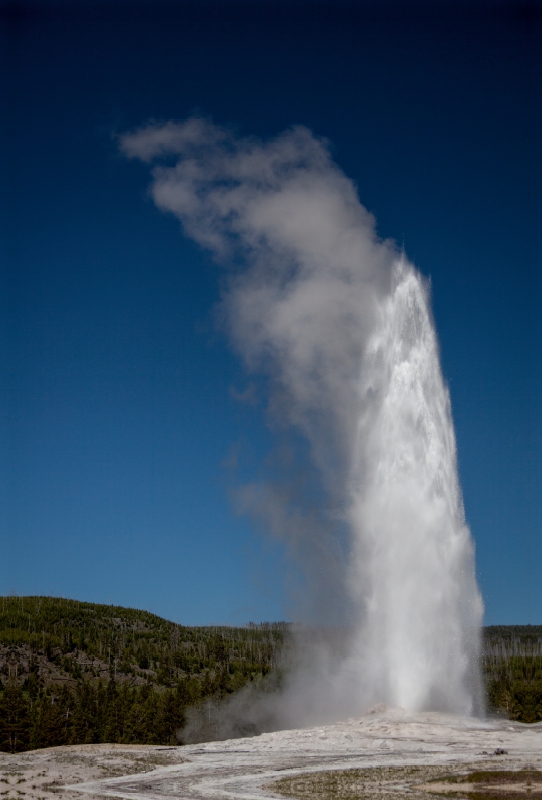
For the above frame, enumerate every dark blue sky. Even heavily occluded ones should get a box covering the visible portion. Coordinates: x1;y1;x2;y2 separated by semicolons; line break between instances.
1;0;540;624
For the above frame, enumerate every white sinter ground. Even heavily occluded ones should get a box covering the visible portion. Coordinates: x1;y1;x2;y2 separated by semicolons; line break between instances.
56;709;542;800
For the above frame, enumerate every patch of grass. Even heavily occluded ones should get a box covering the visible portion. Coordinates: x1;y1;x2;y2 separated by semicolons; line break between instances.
272;764;455;800
421;768;542;800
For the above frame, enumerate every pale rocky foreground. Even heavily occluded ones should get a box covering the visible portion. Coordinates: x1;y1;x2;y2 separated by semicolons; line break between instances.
2;709;541;800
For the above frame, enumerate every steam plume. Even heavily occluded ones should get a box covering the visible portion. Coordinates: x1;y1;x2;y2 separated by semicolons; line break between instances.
120;119;484;723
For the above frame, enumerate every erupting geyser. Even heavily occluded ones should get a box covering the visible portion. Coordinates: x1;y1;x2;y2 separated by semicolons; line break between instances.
121;118;484;720
348;263;483;714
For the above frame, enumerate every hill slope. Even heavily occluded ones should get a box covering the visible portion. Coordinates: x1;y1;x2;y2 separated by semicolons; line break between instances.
0;596;289;752
1;595;286;689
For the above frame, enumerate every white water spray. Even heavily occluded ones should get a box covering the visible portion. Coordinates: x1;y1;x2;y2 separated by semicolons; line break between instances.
347;263;483;714
121;119;484;720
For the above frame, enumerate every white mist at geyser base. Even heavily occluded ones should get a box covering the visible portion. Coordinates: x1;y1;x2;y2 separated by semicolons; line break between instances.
120;119;484;727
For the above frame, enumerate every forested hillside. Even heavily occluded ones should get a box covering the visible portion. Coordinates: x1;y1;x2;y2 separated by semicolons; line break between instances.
1;597;540;753
0;596;289;752
483;625;542;723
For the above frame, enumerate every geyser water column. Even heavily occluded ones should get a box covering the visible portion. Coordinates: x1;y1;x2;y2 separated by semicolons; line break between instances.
348;263;484;714
120;119;484;719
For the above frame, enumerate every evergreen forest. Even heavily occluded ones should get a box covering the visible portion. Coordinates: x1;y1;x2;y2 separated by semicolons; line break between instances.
1;596;540;753
483;625;542;724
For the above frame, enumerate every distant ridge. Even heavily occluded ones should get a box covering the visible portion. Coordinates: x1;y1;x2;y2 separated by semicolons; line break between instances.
0;595;288;689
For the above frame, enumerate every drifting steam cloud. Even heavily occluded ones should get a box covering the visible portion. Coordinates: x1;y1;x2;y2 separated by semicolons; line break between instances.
121;119;484;724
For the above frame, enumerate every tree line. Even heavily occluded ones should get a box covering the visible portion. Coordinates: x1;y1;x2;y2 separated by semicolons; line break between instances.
0;667;240;753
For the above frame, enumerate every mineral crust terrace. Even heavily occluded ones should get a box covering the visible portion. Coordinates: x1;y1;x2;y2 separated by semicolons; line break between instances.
1;709;541;800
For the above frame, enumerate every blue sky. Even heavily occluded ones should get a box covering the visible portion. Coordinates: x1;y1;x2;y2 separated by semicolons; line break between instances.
1;0;540;625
